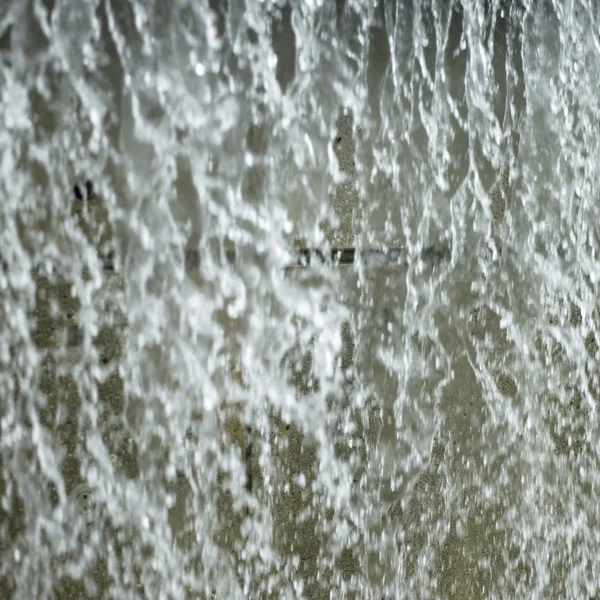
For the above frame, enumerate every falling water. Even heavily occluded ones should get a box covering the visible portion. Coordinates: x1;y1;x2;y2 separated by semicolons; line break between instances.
1;0;600;597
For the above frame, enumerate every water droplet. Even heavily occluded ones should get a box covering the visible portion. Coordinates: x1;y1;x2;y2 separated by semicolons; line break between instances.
194;62;206;77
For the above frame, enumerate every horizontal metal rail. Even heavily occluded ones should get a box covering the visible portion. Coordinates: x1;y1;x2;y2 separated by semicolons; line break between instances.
0;245;453;276
92;244;452;273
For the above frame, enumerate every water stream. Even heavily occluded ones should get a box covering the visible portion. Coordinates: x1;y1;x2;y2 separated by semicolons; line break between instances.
1;0;600;598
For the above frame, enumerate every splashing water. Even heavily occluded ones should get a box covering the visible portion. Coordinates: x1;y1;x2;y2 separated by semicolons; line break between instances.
1;0;600;597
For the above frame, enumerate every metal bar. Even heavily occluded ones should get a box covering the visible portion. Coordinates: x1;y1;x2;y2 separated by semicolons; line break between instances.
214;244;450;269
183;243;451;272
2;245;452;277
